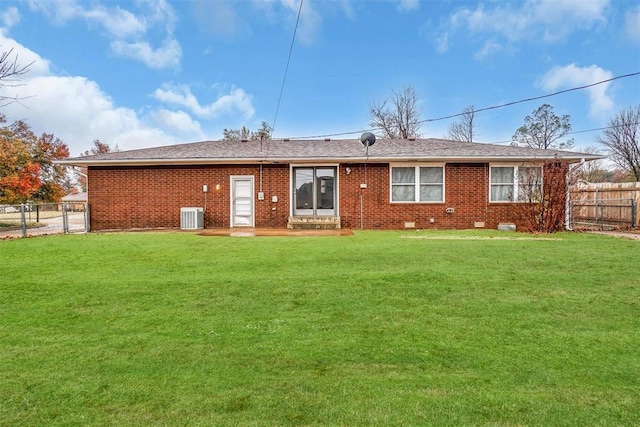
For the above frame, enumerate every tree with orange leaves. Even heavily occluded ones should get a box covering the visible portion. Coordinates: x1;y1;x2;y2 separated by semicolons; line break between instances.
0;115;70;204
0;129;41;203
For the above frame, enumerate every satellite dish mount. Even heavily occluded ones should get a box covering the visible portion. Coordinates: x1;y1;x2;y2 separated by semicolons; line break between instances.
358;132;377;230
360;132;376;148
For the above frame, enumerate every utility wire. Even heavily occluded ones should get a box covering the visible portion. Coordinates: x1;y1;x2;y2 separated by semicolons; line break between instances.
270;0;304;137
489;120;640;145
417;72;640;125
286;71;640;140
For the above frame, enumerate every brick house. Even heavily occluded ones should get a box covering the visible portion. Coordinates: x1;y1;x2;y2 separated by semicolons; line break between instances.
59;138;596;231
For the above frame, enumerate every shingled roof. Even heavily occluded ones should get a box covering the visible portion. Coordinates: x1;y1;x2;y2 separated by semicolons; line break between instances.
58;138;600;167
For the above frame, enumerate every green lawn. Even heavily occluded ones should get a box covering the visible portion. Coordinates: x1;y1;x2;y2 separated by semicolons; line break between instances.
1;231;638;426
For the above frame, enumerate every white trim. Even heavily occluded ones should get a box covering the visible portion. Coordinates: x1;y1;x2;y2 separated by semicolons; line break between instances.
57;154;596;168
289;164;339;217
389;163;445;204
489;163;542;203
230;175;255;227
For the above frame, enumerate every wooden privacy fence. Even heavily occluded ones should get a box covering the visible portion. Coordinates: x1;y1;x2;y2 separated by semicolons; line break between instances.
569;182;640;229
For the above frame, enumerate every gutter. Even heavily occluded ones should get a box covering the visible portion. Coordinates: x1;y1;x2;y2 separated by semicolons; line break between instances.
55;154;603;168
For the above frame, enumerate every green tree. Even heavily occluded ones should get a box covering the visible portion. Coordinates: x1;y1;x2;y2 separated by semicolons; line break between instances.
512;104;574;150
223;121;272;141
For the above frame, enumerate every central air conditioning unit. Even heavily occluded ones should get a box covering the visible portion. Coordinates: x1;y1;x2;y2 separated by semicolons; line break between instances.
180;207;204;230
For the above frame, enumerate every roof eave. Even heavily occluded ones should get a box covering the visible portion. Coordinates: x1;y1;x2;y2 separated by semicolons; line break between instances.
56;153;603;167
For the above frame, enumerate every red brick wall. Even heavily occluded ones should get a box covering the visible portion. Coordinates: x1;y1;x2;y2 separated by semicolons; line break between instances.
337;163;522;230
88;165;291;230
88;163;560;231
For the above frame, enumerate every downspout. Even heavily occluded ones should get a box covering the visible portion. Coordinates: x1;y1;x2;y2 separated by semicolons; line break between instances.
360;144;370;230
565;169;571;230
566;159;585;231
259;135;264;195
72;166;90;232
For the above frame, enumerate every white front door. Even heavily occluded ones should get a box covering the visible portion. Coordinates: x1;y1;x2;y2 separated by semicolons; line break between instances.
231;176;254;227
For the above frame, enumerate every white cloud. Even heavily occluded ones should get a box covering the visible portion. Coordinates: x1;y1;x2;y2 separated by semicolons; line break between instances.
111;38;181;69
153;83;255;120
27;0;181;69
337;0;355;19
625;7;640;43
540;64;614;117
1;6;20;30
278;0;322;45
256;0;323;44
0;33;50;78
443;0;609;57
435;32;449;53
397;0;420;13
149;109;204;135
0;32;182;154
25;0;81;23
298;1;322;44
2;74;177;154
190;0;253;40
474;39;503;60
83;5;147;39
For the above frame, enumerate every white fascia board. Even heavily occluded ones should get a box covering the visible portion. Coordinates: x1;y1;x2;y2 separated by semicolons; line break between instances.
55;153;603;168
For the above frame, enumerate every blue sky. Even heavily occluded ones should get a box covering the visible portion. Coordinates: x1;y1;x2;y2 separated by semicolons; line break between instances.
0;0;638;156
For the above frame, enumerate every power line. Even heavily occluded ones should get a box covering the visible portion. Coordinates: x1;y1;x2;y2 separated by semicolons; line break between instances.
418;72;640;125
270;0;304;136
286;71;640;140
489;120;640;145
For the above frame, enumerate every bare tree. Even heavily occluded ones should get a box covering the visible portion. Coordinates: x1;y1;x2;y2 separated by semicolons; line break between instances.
446;105;476;142
596;105;640;181
369;85;422;139
0;48;33;107
511;104;574;150
574;146;609;183
514;161;569;233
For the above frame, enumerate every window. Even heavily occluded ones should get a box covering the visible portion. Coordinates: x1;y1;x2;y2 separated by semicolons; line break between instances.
490;165;542;202
293;166;337;215
391;165;444;202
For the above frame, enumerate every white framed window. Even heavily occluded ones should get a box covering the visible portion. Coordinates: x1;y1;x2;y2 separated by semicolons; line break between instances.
490;165;542;202
390;165;444;203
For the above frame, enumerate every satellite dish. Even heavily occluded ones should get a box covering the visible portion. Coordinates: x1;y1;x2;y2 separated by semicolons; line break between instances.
360;132;376;147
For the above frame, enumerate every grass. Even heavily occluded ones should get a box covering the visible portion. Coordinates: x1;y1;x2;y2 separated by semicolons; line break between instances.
1;230;638;426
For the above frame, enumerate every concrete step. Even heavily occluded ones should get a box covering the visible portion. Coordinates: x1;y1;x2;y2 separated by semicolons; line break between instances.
287;216;341;230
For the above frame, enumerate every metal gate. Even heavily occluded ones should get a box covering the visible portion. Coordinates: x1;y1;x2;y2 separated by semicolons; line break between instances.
569;198;637;230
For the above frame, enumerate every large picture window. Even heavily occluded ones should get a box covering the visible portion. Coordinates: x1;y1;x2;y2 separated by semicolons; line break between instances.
391;165;444;203
490;165;542;202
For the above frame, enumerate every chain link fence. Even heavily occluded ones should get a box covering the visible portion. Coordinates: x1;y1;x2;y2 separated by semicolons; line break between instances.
0;202;89;238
